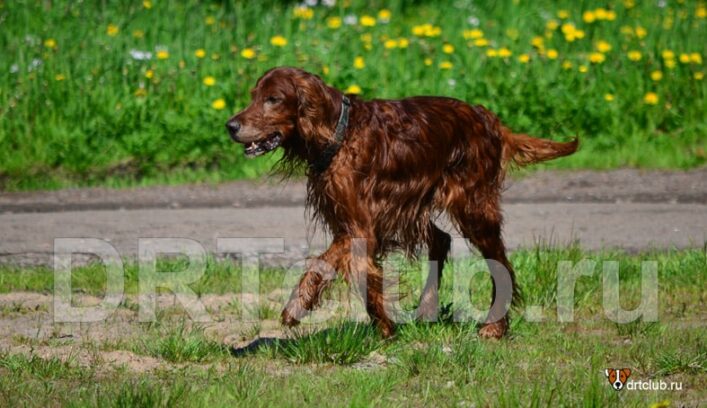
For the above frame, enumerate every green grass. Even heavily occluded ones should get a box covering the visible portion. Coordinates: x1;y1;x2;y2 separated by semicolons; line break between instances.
0;247;705;406
134;323;230;363
1;1;705;191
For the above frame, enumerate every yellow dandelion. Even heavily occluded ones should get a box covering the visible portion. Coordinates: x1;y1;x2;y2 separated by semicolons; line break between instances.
643;92;659;105
134;88;147;98
211;53;220;61
106;24;120;36
498;48;512;58
474;38;489;47
562;60;573;70
679;53;690;64
360;33;372;43
412;23;441;37
378;9;392;22
546;49;559;59
203;76;216;86
360;15;376;27
557;10;570;19
635;26;647;39
397;38;409;48
662;50;675;60
627;50;642;61
651;70;663;81
205;16;216;25
578;65;588;73
665;59;676;69
241;48;255;59
54;74;66;81
384;39;397;49
424;58;433;66
486;49;498;58
518;54;530;63
195;49;206;58
322;65;330;75
531;36;544;48
439;61;453;69
589;52;606;64
327;17;342;29
212;98;226;110
546;20;559;31
690;53;702;64
604;93;614;102
293;6;313;20
145;69;154;79
595;8;608;20
694;72;704;80
624;0;636;9
353;56;365;69
583;10;596;23
463;29;484;40
606;10;617;20
143;0;152;9
596;41;612;53
156;50;169;60
270;35;288;47
43;38;57;49
698;6;706;18
620;25;634;36
345;84;362;94
442;44;455;54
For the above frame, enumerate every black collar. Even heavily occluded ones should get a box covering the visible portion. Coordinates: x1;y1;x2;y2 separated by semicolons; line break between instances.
309;96;351;174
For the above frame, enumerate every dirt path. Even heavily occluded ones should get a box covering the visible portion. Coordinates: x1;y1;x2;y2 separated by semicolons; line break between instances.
0;169;705;267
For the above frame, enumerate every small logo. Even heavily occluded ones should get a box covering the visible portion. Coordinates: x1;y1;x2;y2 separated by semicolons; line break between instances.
605;368;632;391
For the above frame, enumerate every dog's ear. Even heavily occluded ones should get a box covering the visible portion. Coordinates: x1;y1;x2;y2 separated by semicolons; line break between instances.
621;368;631;378
294;72;339;143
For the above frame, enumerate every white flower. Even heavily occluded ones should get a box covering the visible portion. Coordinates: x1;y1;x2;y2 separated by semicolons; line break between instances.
467;16;480;26
303;0;318;6
321;0;336;6
344;14;357;25
24;35;39;46
129;49;152;60
10;64;19;74
657;0;667;7
28;58;42;71
447;79;457;87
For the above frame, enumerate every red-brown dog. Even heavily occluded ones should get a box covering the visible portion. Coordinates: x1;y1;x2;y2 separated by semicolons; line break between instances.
227;67;577;338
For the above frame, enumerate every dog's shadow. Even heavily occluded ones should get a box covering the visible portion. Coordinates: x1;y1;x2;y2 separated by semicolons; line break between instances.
229;323;378;358
229;336;285;357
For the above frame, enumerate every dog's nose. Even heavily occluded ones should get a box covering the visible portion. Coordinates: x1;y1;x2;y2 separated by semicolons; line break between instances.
226;120;241;135
614;382;622;388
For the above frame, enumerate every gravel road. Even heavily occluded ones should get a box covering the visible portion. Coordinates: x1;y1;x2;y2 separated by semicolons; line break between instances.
1;169;705;266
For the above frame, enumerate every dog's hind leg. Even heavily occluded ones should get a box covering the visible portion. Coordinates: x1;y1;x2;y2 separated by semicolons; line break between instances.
417;222;451;321
449;197;517;339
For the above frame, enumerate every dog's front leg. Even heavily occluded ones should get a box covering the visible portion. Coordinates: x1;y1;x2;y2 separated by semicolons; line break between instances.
281;237;350;327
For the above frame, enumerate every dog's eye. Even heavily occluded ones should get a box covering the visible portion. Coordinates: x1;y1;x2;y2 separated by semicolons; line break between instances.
265;96;281;104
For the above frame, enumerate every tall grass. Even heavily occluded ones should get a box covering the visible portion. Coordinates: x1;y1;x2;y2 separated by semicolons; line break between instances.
1;0;705;190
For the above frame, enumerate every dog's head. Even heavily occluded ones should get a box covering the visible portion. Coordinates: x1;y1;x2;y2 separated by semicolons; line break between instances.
605;368;631;390
226;67;343;157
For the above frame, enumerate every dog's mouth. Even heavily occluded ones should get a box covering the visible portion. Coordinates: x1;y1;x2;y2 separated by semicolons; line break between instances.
244;132;282;157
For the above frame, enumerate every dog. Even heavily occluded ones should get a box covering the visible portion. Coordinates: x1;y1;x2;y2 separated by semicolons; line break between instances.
605;368;631;390
226;67;578;338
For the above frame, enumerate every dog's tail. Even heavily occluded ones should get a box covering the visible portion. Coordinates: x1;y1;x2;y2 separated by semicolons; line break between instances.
501;127;579;167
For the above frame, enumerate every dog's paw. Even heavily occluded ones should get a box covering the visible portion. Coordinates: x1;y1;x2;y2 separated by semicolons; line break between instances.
478;319;508;339
280;308;301;327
